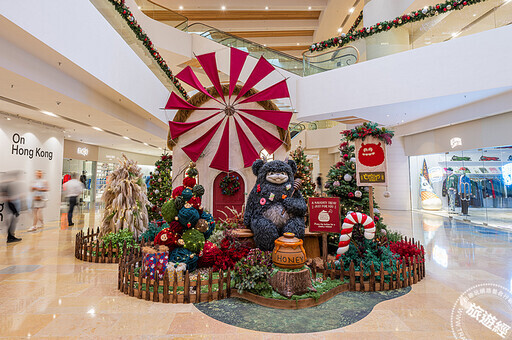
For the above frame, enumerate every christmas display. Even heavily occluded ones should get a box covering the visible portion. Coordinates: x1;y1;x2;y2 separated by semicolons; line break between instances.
309;0;487;52
100;155;149;238
290;143;316;198
347;11;363;35
106;0;188;98
147;153;173;221
244;159;308;251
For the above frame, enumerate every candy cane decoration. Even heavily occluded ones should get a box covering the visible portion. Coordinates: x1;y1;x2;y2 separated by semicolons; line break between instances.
336;212;376;256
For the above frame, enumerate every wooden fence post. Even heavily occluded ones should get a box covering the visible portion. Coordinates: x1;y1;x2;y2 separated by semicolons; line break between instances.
339;259;345;281
184;271;190;304
163;270;170;303
218;270;224;300
153;275;160;303
349;261;355;290
172;272;178;303
379;262;384;291
208;268;213;302
369;263;375;292
226;270;231;298
359;261;365;291
196;274;202;303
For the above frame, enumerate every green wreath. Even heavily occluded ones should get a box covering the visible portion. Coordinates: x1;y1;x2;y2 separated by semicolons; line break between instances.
220;174;240;196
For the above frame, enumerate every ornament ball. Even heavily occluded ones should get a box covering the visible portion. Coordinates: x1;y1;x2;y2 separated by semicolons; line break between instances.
333;181;340;187
383;191;391;198
354;190;362;198
343;174;352;182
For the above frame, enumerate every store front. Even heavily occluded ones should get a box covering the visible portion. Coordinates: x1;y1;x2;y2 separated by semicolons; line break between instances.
62;140;158;211
404;112;512;229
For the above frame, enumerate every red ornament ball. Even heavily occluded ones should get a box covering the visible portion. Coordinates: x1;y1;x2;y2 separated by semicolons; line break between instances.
348;192;354;198
154;227;181;250
183;176;197;188
197;241;221;268
172;185;184;198
188;196;202;210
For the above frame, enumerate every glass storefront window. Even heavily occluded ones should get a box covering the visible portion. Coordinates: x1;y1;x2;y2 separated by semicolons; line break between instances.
409;146;512;229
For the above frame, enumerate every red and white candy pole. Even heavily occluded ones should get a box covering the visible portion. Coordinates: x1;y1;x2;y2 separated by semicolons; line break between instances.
336;212;376;258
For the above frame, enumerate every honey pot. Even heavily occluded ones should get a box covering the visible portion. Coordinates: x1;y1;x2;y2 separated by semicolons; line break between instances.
272;232;306;269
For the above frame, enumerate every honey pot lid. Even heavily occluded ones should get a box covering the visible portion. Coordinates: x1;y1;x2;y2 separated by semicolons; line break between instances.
278;232;300;244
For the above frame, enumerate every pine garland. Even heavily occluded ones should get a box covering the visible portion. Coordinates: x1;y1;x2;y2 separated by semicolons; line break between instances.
347;11;363;35
310;0;487;52
341;122;394;145
106;0;188;99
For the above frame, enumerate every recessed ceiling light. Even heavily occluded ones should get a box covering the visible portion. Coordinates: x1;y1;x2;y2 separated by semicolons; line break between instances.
349;7;355;13
221;5;226;10
143;142;149;146
337;27;343;33
123;136;130;140
263;44;267;46
473;14;476;16
158;147;163;150
308;6;312;10
92;127;103;131
452;32;460;37
296;42;300;45
41;110;58;117
67;135;71;138
265;6;269;10
179;5;183;10
138;6;141;9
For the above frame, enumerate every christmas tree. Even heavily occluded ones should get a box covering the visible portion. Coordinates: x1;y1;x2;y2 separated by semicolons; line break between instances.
290;142;316;198
100;154;149;238
324;141;387;250
147;153;173;221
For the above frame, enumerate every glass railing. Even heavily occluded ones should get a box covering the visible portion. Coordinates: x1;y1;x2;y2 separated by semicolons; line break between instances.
302;46;359;76
309;0;511;64
135;0;188;31
186;23;309;76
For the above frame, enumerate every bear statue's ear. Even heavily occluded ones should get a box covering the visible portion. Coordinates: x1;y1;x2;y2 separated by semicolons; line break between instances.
252;159;265;176
287;159;297;174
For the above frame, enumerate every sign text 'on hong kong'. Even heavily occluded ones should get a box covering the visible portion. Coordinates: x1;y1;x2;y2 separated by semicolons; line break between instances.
11;133;53;161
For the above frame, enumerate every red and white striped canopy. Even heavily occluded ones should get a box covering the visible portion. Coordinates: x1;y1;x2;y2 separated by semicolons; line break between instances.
165;48;292;172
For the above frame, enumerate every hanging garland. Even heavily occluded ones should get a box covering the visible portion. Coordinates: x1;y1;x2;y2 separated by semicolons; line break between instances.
309;0;487;53
347;11;363;35
341;122;395;145
106;0;188;99
220;174;241;196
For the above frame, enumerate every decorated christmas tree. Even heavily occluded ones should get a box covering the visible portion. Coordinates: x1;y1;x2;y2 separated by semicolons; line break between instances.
147;153;173;221
100;155;149;237
290;142;316;198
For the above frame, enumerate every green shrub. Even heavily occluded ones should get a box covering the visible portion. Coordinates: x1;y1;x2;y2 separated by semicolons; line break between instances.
232;249;273;295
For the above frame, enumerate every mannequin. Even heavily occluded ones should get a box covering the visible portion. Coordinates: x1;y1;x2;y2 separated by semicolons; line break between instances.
459;173;471;215
445;168;458;213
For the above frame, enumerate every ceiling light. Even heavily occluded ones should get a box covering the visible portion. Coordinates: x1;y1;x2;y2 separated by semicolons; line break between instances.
6;117;11;120
349;7;355;13
308;6;312;10
221;5;226;10
451;32;460;37
473;14;476;16
337;27;342;33
92;127;103;131
179;5;183;10
143;142;149;146
263;44;267;46
123;136;130;140
138;6;141;9
296;42;300;45
265;6;269;10
41;110;58;117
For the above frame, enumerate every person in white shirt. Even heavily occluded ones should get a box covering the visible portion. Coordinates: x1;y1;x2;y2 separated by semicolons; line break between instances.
63;173;84;226
28;170;49;232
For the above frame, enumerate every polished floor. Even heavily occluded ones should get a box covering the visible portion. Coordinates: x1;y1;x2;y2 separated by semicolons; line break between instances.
0;208;511;339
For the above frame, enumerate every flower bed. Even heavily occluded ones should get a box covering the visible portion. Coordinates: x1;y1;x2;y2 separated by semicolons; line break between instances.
75;228;139;263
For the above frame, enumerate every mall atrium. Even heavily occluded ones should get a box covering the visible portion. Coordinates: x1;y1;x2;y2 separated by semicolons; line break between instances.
0;0;511;338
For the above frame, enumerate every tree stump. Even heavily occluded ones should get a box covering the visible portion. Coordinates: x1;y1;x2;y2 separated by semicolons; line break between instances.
269;268;316;298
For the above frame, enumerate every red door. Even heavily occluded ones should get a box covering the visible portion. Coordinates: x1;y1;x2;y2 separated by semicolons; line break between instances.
213;172;245;220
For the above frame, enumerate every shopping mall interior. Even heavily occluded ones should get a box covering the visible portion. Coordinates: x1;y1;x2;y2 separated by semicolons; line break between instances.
1;0;511;338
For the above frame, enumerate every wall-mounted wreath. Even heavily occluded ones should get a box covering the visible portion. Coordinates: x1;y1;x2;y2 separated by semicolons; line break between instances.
220;174;241;196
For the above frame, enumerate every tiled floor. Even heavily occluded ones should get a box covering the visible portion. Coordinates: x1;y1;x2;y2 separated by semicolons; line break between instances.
0;209;511;339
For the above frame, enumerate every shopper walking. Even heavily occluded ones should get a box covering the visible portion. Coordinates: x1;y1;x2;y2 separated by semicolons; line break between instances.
28;170;48;232
1;171;23;243
63;173;84;226
316;173;323;194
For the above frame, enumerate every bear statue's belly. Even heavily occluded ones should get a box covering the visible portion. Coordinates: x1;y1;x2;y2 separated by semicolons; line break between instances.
262;204;289;229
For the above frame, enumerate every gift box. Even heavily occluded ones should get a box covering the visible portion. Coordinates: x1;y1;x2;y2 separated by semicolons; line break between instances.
167;262;187;282
142;246;169;280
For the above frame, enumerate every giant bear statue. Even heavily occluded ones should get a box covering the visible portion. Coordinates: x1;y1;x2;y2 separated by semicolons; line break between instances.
244;159;308;251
